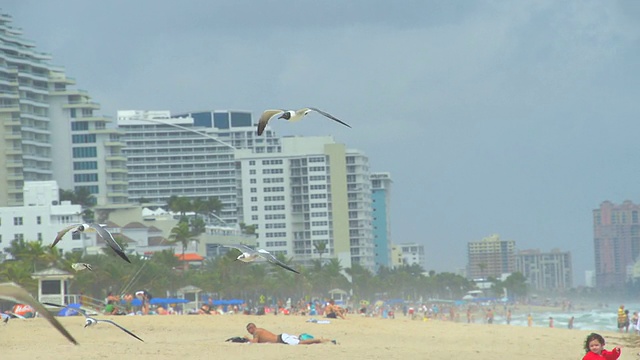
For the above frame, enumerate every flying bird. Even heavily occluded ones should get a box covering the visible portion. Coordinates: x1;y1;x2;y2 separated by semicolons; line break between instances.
257;107;351;136
224;244;300;274
71;263;93;271
44;303;144;342
52;223;131;263
0;283;77;344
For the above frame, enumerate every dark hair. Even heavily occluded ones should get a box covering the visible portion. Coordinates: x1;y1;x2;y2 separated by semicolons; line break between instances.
584;333;605;353
246;322;256;330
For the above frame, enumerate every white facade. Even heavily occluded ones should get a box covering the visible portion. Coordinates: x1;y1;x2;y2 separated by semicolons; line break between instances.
0;12;127;207
116;109;280;224
236;136;375;272
0;181;84;257
395;242;427;270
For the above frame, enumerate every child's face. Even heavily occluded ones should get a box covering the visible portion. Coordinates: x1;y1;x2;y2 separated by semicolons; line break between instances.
588;339;603;354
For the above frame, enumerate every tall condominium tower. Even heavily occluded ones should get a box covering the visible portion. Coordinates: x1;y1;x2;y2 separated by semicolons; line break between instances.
515;249;573;290
593;200;640;288
371;172;392;269
116;110;280;224
236;136;375;272
467;234;515;279
0;12;127;207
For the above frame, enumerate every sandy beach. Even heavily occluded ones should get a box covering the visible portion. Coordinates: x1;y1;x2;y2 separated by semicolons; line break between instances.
1;313;638;360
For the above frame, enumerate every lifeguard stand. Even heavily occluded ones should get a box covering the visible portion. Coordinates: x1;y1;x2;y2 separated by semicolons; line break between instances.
177;285;202;313
31;267;74;305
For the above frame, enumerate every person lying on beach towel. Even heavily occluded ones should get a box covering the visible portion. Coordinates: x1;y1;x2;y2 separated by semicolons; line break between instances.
244;322;336;345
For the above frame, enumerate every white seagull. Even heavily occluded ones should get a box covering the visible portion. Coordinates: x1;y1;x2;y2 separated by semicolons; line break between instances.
224;244;300;274
257;107;351;136
0;283;78;344
52;223;131;263
71;263;93;271
44;303;144;342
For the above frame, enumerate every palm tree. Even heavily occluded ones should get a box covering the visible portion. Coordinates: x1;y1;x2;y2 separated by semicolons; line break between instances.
478;263;488;279
169;222;198;270
167;196;192;218
313;240;328;262
239;222;256;235
204;197;223;216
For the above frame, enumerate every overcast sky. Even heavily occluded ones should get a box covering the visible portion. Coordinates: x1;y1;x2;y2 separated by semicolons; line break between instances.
3;1;640;285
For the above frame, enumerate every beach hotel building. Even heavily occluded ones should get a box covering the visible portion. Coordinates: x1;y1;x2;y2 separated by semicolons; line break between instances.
593;200;640;288
371;172;393;269
515;249;573;290
116;109;280;225
235;136;375;273
0;181;84;259
0;12;127;208
467;234;515;280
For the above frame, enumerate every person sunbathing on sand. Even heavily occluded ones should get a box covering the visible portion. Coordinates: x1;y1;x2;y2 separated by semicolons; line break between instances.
244;322;335;345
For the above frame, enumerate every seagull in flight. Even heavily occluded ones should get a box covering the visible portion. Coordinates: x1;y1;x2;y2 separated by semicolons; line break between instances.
0;283;77;344
224;244;300;274
44;303;144;342
51;223;131;263
257;107;351;136
71;263;93;271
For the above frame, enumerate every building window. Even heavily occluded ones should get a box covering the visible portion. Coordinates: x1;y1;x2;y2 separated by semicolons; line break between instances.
36;216;41;224
74;173;99;182
37;233;43;241
72;147;97;158
13;217;23;226
71;121;89;131
14;233;24;241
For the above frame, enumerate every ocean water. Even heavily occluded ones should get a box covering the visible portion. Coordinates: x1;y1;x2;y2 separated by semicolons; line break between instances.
486;305;640;332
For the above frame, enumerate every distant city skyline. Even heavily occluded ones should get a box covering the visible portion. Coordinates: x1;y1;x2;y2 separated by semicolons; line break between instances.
2;2;640;285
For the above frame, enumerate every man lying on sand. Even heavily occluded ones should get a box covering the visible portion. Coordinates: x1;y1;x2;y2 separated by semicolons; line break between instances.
244;322;335;345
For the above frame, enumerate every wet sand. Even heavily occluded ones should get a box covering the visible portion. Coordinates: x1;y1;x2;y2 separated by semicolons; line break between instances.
0;313;637;359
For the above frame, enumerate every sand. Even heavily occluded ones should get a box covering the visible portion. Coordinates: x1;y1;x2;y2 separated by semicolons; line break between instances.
1;314;638;360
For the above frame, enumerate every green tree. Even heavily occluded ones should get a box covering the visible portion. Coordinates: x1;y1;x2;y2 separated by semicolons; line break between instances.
169;222;198;270
313;240;328;262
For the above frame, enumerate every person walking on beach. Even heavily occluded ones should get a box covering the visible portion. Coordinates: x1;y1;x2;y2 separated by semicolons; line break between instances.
582;332;621;360
568;316;574;329
527;314;533;327
486;309;494;324
616;305;626;333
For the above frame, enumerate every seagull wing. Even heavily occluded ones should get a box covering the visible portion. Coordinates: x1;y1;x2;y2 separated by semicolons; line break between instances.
257;250;300;274
308;107;352;128
51;224;80;248
257;109;284;136
1;284;78;345
90;224;131;263
99;319;145;342
224;244;255;254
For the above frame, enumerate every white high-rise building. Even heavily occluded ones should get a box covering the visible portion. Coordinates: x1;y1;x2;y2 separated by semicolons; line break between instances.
0;12;127;207
0;181;84;257
116;110;280;224
371;172;392;269
236;136;375;272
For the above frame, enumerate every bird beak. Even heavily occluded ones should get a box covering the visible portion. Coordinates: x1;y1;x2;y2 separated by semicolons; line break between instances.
277;114;286;119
